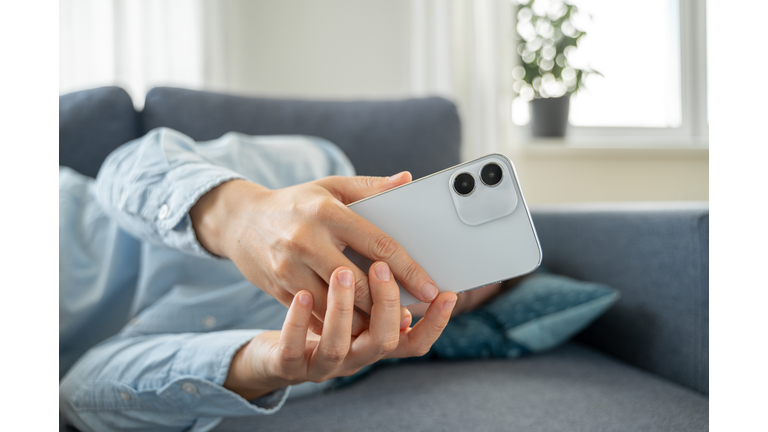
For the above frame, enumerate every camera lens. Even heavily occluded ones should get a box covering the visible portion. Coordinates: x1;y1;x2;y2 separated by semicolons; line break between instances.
453;172;475;196
480;163;503;187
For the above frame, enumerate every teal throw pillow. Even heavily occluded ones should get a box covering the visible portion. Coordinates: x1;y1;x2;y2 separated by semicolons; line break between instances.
427;270;620;359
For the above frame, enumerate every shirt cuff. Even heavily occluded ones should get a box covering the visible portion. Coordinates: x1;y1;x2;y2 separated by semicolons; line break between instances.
161;329;290;418
143;164;246;259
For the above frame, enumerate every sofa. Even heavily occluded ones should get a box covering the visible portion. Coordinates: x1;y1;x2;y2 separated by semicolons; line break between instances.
60;86;708;431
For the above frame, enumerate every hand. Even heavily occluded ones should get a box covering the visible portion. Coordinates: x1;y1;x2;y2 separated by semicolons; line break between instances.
190;173;441;334
223;263;457;400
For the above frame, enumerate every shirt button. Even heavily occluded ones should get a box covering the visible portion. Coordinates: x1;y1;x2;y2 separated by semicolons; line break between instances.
158;204;169;220
182;383;197;395
120;391;132;401
202;316;216;329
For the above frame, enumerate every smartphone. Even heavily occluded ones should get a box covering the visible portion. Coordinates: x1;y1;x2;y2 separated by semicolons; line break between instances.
345;153;542;306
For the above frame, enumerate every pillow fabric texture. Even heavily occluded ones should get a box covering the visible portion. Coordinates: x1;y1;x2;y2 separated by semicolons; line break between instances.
329;269;619;390
427;269;620;360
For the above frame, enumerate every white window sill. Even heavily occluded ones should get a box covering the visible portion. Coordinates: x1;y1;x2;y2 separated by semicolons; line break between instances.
513;136;709;159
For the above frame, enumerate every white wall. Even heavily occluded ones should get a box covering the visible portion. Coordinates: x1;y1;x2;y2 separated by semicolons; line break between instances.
207;0;412;99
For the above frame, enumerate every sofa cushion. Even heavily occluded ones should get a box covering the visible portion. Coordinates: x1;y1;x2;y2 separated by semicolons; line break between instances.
215;343;708;431
141;87;462;180
59;86;141;178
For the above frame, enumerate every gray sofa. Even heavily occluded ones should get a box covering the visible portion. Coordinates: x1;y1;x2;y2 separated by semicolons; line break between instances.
60;87;708;431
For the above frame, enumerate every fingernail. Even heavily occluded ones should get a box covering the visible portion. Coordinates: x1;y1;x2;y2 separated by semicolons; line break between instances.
444;298;457;312
421;283;437;300
388;171;405;182
400;311;412;331
298;292;311;306
375;262;391;281
338;270;353;287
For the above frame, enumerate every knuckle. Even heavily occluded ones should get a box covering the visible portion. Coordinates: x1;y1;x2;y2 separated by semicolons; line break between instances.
320;346;348;363
398;259;420;285
376;291;401;309
369;234;398;261
273;364;300;383
278;345;304;363
282;227;312;256
360;176;379;190
312;197;344;223
414;345;431;357
330;299;355;318
372;338;399;358
270;263;293;287
381;337;400;355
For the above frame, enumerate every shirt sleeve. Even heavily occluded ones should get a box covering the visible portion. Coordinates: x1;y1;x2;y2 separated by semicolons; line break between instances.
59;329;291;432
94;127;247;259
94;127;356;259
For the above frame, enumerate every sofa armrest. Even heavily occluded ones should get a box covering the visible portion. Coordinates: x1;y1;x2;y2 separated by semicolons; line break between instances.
530;203;709;395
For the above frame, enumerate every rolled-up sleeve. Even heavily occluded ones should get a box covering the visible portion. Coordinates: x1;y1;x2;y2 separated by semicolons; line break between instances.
94;127;356;259
94;127;246;259
59;329;290;432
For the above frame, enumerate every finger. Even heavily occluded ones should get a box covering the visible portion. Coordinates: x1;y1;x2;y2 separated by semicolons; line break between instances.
348;262;403;367
386;291;456;359
308;246;375;315
351;308;371;337
315;172;412;205
308;315;324;336
310;267;355;379
310;310;370;338
337;217;439;304
308;247;408;332
301;251;371;335
276;290;313;379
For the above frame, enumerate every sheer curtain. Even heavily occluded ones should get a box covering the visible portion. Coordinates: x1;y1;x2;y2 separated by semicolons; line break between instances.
409;0;514;161
59;0;208;108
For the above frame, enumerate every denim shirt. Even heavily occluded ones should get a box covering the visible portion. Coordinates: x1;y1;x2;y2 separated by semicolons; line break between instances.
59;128;356;432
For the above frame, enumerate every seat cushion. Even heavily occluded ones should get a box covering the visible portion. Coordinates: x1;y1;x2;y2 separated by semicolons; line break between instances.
215;343;708;431
59;86;141;178
141;87;462;180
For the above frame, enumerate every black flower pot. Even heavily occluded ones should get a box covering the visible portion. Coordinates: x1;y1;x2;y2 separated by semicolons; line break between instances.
529;94;570;137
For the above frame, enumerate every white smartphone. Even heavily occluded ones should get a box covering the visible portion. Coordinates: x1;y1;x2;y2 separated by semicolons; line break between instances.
345;153;542;306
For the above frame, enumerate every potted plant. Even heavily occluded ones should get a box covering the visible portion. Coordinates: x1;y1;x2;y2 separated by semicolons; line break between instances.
512;0;601;137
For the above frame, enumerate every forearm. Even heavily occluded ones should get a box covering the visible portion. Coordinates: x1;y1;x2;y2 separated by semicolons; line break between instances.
60;330;289;432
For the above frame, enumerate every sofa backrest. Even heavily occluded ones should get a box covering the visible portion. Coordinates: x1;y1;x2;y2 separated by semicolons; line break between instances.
141;87;462;180
59;86;462;180
59;86;142;178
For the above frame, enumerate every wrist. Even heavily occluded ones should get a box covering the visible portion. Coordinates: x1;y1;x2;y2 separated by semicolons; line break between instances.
224;335;285;400
190;179;269;258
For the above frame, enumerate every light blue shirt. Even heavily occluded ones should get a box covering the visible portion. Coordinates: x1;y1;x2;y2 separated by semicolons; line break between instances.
59;128;356;432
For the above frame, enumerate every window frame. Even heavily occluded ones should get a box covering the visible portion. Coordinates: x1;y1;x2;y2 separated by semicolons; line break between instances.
516;0;709;148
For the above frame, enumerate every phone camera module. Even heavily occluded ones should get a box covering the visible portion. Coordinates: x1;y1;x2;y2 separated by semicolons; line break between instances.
480;163;503;187
453;172;475;196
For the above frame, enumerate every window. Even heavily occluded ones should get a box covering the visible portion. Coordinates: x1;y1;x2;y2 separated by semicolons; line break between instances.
511;0;708;145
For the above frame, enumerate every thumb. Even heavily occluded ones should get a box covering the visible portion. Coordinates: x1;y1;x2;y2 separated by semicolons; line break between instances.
316;171;412;205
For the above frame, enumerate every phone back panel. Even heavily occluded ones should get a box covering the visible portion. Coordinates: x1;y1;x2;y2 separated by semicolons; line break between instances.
346;153;542;306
